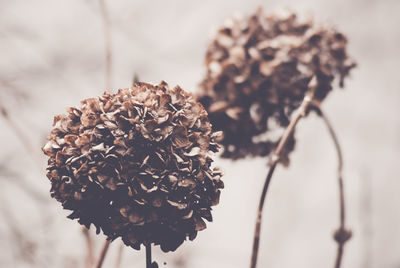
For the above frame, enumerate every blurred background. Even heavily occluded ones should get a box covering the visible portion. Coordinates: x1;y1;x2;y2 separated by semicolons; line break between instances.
0;0;399;267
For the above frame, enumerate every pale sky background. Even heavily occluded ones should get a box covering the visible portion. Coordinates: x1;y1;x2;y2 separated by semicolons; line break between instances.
0;0;399;267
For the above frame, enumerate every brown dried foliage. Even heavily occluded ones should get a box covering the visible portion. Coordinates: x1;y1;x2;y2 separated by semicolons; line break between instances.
198;9;356;160
42;81;224;252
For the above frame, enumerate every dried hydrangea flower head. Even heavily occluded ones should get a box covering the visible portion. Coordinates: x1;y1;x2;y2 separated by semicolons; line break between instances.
42;81;224;252
197;9;356;160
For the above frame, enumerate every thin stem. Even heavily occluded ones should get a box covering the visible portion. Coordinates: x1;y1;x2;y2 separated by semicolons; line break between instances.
250;93;313;268
99;0;112;90
94;240;111;268
146;243;152;268
313;106;351;268
82;226;94;268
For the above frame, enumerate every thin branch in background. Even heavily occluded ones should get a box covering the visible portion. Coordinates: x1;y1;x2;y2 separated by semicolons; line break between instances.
94;240;111;268
82;226;94;268
172;253;188;268
0;79;42;167
99;0;112;90
0;199;37;265
0;163;47;203
0;78;29;102
250;78;317;268
0;106;38;162
314;107;352;268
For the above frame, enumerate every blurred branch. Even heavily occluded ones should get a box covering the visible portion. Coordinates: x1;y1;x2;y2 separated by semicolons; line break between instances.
0;80;42;166
0;199;37;264
0;163;47;203
82;226;94;268
0;78;29;102
0;107;38;160
94;240;111;268
99;0;112;90
172;253;188;268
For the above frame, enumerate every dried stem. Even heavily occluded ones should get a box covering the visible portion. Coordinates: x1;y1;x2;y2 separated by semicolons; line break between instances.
250;93;314;268
99;0;112;89
146;243;152;268
312;106;351;268
145;243;159;268
94;240;111;268
82;227;94;268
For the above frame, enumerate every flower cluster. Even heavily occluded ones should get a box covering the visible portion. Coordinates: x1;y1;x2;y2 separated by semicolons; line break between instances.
42;81;224;252
197;9;356;160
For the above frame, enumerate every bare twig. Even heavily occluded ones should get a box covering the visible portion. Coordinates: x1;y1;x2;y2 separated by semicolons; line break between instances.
0;199;37;264
312;106;352;268
0;107;37;161
0;164;47;203
94;240;111;268
0;78;29;102
99;0;112;90
250;87;316;268
82;227;94;268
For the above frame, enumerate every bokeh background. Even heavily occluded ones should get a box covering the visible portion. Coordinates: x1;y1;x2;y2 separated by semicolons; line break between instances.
0;0;399;267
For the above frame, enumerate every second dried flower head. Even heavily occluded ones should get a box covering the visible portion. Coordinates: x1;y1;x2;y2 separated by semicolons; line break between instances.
198;9;356;161
42;81;224;252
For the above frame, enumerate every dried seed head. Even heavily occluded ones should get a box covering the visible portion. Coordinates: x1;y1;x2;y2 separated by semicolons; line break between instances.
42;81;224;252
198;9;356;160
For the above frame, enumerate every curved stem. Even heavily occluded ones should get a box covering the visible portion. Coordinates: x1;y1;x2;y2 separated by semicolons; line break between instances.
250;94;313;268
313;106;351;268
94;240;111;268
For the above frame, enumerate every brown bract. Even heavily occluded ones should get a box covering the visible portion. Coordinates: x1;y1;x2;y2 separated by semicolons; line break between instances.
197;9;356;160
42;81;224;252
